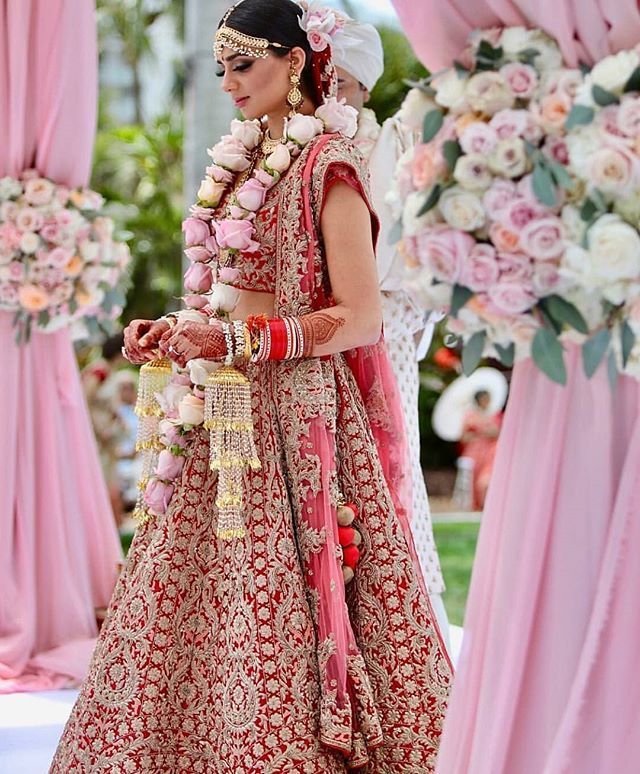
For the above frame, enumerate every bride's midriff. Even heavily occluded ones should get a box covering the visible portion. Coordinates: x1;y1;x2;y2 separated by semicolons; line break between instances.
230;288;276;321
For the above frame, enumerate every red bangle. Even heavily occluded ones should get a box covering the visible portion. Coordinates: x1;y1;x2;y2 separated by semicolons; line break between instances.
267;318;287;360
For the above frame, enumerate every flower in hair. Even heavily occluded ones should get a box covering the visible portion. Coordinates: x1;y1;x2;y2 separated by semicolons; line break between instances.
298;1;345;52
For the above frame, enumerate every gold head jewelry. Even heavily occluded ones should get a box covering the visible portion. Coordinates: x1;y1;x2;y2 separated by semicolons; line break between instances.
214;5;287;60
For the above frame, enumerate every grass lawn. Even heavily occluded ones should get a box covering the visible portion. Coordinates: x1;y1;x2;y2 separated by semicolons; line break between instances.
432;520;481;627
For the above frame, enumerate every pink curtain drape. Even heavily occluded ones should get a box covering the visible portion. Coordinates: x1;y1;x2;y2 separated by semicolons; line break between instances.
0;0;122;693
392;0;640;71
390;1;640;772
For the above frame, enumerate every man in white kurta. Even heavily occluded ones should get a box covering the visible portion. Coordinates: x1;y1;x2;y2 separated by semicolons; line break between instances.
333;19;449;643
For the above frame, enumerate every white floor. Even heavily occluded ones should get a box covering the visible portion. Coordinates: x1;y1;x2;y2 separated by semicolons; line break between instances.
0;626;462;773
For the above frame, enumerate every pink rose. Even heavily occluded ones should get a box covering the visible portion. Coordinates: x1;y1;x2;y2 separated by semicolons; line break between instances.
189;205;215;221
213;219;259;252
532;262;562;296
0;283;19;305
519;216;565;260
23;178;55;206
40;220;61;243
55;186;70;206
307;29;331;52
460;244;500;291
184;246;212;263
143;478;174;515
0;222;21;251
542;69;582;101
205;164;235;185
16;207;43;232
254;168;278;187
489;109;528;140
411;144;445;189
178;394;205;426
489;222;521;253
8;261;24;281
156;449;185;480
236;178;267;212
487;280;536;315
497;252;534;281
482;179;517;219
18;283;50;312
184;293;209;309
597;105;624;138
184;262;213;293
500;197;545;231
543;136;570;166
208;138;251;172
218;266;241;283
617;96;640;138
0;201;18;222
459;122;498;156
415;225;475;283
47;247;73;268
159;420;189;448
182;217;211;246
500;63;538;99
315;97;359;137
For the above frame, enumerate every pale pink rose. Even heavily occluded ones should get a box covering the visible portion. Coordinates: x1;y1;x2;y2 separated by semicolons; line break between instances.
143;478;174;515
236;178;268;212
411;144;445;189
532;262;562;296
542;68;583;100
460;244;500;291
55;210;74;228
488;280;536;315
189;205;215;221
40;220;62;243
500;197;545;231
0;201;18;222
49;280;74;305
197;177;227;207
483;179;517;218
543;136;570;166
156;449;185;480
459;122;498;156
47;246;73;267
18;283;50;312
497;252;534;280
178;394;205;426
287;114;324;145
8;261;24;281
489;109;528;140
0;283;19;305
415;225;475;282
587;145;636;195
0;222;22;252
184;246;212;263
229;118;262;150
159;421;189;448
205;164;234;184
208;137;251;172
538;94;571;131
617;96;640;137
213;219;259;252
218;266;241;283
307;29;331;51
228;205;253;220
16;207;44;232
55;186;70;206
519;216;565;260
500;62;538;98
597;105;625;137
264;144;291;174
521;113;545;144
184;262;213;293
315;98;359;137
23;178;55;206
182;216;210;246
184;293;209;309
489;222;521;253
156;383;191;414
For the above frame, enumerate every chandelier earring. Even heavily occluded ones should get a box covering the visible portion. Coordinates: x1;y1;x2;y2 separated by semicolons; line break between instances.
286;65;303;115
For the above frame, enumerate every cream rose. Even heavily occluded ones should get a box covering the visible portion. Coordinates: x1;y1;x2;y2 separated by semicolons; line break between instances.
178;394;205;426
188;358;220;387
465;72;515;116
588;214;640;284
453;154;493;191
489;137;528;178
439;187;486;232
265;143;291;174
588;50;640;95
586;146;636;195
19;232;40;254
0;177;22;200
197;177;226;207
209;282;241;313
398;88;437;131
433;69;469;114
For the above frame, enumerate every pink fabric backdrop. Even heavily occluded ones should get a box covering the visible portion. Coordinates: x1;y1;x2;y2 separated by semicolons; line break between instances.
390;1;640;771
392;0;640;71
0;0;122;693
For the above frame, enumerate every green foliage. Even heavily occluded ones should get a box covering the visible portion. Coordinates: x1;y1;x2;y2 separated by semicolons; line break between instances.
433;521;480;626
92;114;184;323
368;27;428;123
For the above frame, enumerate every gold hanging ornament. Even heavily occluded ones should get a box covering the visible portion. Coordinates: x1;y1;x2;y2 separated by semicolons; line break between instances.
204;365;261;539
132;357;172;523
287;66;303;115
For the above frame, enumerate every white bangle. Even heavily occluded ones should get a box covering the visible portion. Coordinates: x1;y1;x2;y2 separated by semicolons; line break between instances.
222;322;234;365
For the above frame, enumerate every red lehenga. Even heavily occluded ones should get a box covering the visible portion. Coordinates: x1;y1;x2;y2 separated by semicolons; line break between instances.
51;135;452;773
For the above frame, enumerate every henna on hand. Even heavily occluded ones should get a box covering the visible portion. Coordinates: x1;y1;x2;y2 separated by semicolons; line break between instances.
160;323;228;368
123;319;169;364
300;312;346;356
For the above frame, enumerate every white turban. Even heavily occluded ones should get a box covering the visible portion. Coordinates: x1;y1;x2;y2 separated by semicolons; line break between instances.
331;18;384;93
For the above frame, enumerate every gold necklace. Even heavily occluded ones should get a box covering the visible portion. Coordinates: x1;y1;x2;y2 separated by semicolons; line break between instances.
260;129;284;155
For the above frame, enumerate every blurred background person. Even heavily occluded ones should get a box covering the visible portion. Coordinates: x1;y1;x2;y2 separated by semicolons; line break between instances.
460;390;502;511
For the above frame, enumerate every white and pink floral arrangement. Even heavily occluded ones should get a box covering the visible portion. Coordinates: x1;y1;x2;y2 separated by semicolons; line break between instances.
136;102;358;522
0;170;131;343
390;27;640;384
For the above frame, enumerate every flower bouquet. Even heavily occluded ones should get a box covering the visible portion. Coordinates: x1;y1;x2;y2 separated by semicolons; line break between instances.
391;27;640;384
0;171;131;343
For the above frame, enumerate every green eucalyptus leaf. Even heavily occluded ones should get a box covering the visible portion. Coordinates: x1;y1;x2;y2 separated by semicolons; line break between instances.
621;320;636;368
592;84;619;106
417;184;442;216
532;328;567;384
450;284;473;317
494;342;515;368
461;330;487;376
422;109;444;143
582;328;611;378
580;197;599;223
543;295;589;335
442;140;462;172
547;160;574;191
623;65;640;93
607;348;618;390
532;162;557;207
565;104;595;130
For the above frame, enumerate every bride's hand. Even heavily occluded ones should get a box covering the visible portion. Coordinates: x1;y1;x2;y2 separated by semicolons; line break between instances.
159;322;228;368
123;319;170;364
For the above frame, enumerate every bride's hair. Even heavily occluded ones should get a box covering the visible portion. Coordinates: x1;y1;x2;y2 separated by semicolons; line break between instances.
220;0;318;103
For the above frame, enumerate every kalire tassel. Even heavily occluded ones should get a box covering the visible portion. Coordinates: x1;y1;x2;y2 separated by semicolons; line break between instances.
204;365;261;540
132;357;172;523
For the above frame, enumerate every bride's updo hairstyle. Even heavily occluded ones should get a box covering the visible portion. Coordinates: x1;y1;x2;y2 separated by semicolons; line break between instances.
218;0;319;104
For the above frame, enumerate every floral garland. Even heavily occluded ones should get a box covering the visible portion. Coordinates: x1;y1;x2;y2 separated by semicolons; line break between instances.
135;99;358;522
0;171;131;343
390;27;640;385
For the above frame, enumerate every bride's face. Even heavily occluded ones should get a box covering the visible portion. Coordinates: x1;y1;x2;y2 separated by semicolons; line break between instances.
216;47;292;120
